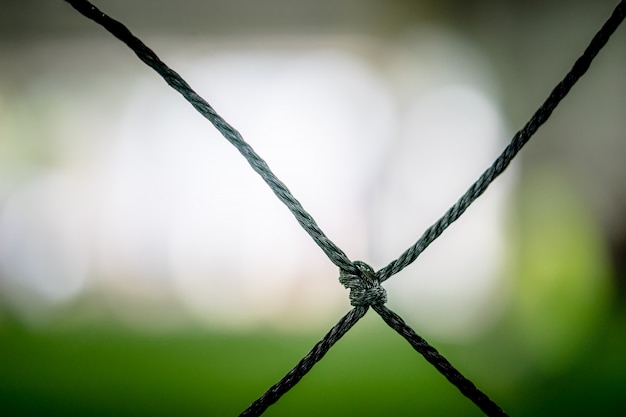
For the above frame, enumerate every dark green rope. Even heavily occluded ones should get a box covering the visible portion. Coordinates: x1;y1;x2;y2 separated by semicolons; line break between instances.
377;0;626;282
239;306;368;417
372;303;508;416
63;0;358;276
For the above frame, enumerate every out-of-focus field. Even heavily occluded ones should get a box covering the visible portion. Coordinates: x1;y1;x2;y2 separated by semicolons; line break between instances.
1;310;626;417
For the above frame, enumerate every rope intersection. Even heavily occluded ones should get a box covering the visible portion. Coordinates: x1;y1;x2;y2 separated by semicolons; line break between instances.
64;0;626;415
339;261;387;306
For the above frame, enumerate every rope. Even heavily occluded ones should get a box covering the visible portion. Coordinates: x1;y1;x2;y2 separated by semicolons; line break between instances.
239;306;368;417
377;0;626;282
372;304;508;417
63;1;626;416
63;0;358;276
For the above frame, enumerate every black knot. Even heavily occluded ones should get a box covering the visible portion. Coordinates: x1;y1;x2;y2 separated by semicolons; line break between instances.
339;261;387;306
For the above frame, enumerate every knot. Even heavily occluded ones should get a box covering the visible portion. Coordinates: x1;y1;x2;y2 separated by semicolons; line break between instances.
339;261;387;306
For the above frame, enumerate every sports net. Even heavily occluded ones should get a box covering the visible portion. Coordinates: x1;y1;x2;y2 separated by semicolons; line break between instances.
64;1;626;415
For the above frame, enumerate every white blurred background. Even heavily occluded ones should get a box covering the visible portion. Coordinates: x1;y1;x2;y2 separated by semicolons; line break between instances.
1;0;624;343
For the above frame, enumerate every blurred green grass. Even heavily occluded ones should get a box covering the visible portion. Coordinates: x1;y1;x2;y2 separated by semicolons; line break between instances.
0;313;483;417
1;309;626;417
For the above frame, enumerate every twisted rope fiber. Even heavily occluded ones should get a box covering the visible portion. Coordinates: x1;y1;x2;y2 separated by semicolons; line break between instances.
339;261;388;306
377;0;626;282
240;306;367;417
64;1;626;416
372;304;507;416
64;0;358;276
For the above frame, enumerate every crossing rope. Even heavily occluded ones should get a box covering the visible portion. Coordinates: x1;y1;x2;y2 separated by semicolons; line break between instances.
64;0;626;415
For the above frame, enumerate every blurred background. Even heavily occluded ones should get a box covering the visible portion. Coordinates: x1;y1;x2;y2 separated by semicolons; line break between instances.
1;0;625;415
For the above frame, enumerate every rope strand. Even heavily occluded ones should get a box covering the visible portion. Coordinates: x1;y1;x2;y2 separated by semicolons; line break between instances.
63;0;358;275
372;304;508;417
377;0;626;282
239;306;368;417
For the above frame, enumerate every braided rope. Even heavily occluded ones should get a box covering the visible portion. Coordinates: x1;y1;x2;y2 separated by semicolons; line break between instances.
64;1;626;416
372;304;508;416
377;0;626;282
63;0;358;276
239;306;368;417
